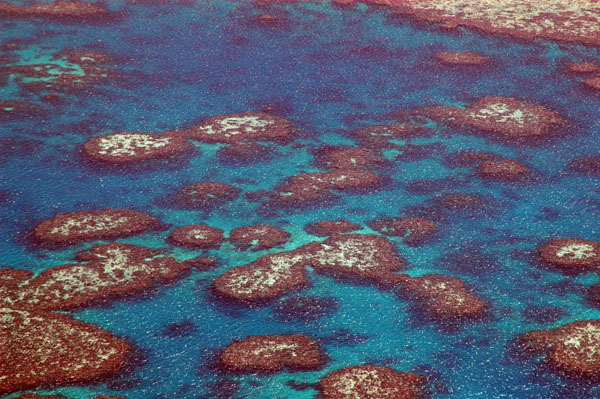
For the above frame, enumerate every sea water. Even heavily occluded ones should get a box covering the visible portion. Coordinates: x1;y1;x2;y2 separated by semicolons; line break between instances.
2;1;600;398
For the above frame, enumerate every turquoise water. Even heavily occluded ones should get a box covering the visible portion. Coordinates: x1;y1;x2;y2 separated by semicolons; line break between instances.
2;1;600;398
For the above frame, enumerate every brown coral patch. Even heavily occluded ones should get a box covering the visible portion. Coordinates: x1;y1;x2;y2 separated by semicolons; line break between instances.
218;334;327;373
318;364;425;399
229;224;290;251
0;307;132;396
1;243;192;311
172;112;295;144
33;209;163;247
167;225;225;249
518;320;600;380
82;132;193;165
398;274;487;320
538;238;600;274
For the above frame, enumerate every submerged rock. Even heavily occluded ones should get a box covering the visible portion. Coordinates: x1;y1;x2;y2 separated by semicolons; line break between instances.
347;122;432;149
304;219;362;237
168;181;241;210
168;224;225;249
367;217;438;246
474;159;531;181
217;143;272;165
269;169;385;208
444;150;501;168
5;49;128;95
13;394;127;399
583;77;600;92
313;145;388;171
0;100;43;121
273;296;339;322
567;62;600;74
568;155;600;176
434;51;490;66
160;320;196;337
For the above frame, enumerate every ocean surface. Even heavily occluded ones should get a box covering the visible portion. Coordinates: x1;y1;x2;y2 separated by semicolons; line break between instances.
2;1;600;398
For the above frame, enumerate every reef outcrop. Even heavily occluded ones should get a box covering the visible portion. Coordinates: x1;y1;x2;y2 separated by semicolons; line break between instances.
318;365;425;399
398;275;487;320
0;307;131;396
519;320;600;379
212;251;309;304
269;169;384;208
305;234;406;285
362;0;600;47
83;132;193;165
229;224;290;251
218;334;327;373
173;112;295;144
0;1;114;21
168;224;225;249
33;209;163;247
1;243;193;311
212;234;405;303
538;238;600;274
424;96;566;144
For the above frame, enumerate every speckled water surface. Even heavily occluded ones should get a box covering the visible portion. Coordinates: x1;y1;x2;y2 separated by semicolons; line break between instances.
2;0;600;398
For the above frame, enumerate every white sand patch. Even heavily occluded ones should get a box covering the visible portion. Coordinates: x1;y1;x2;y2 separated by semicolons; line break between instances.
470;102;533;126
249;341;299;356
556;243;596;260
313;237;381;271
49;214;130;236
332;368;399;398
96;133;171;157
561;322;600;360
225;253;304;295
200;115;274;137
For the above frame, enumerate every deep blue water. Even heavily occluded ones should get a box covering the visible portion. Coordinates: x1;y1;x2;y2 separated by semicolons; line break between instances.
2;1;600;398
